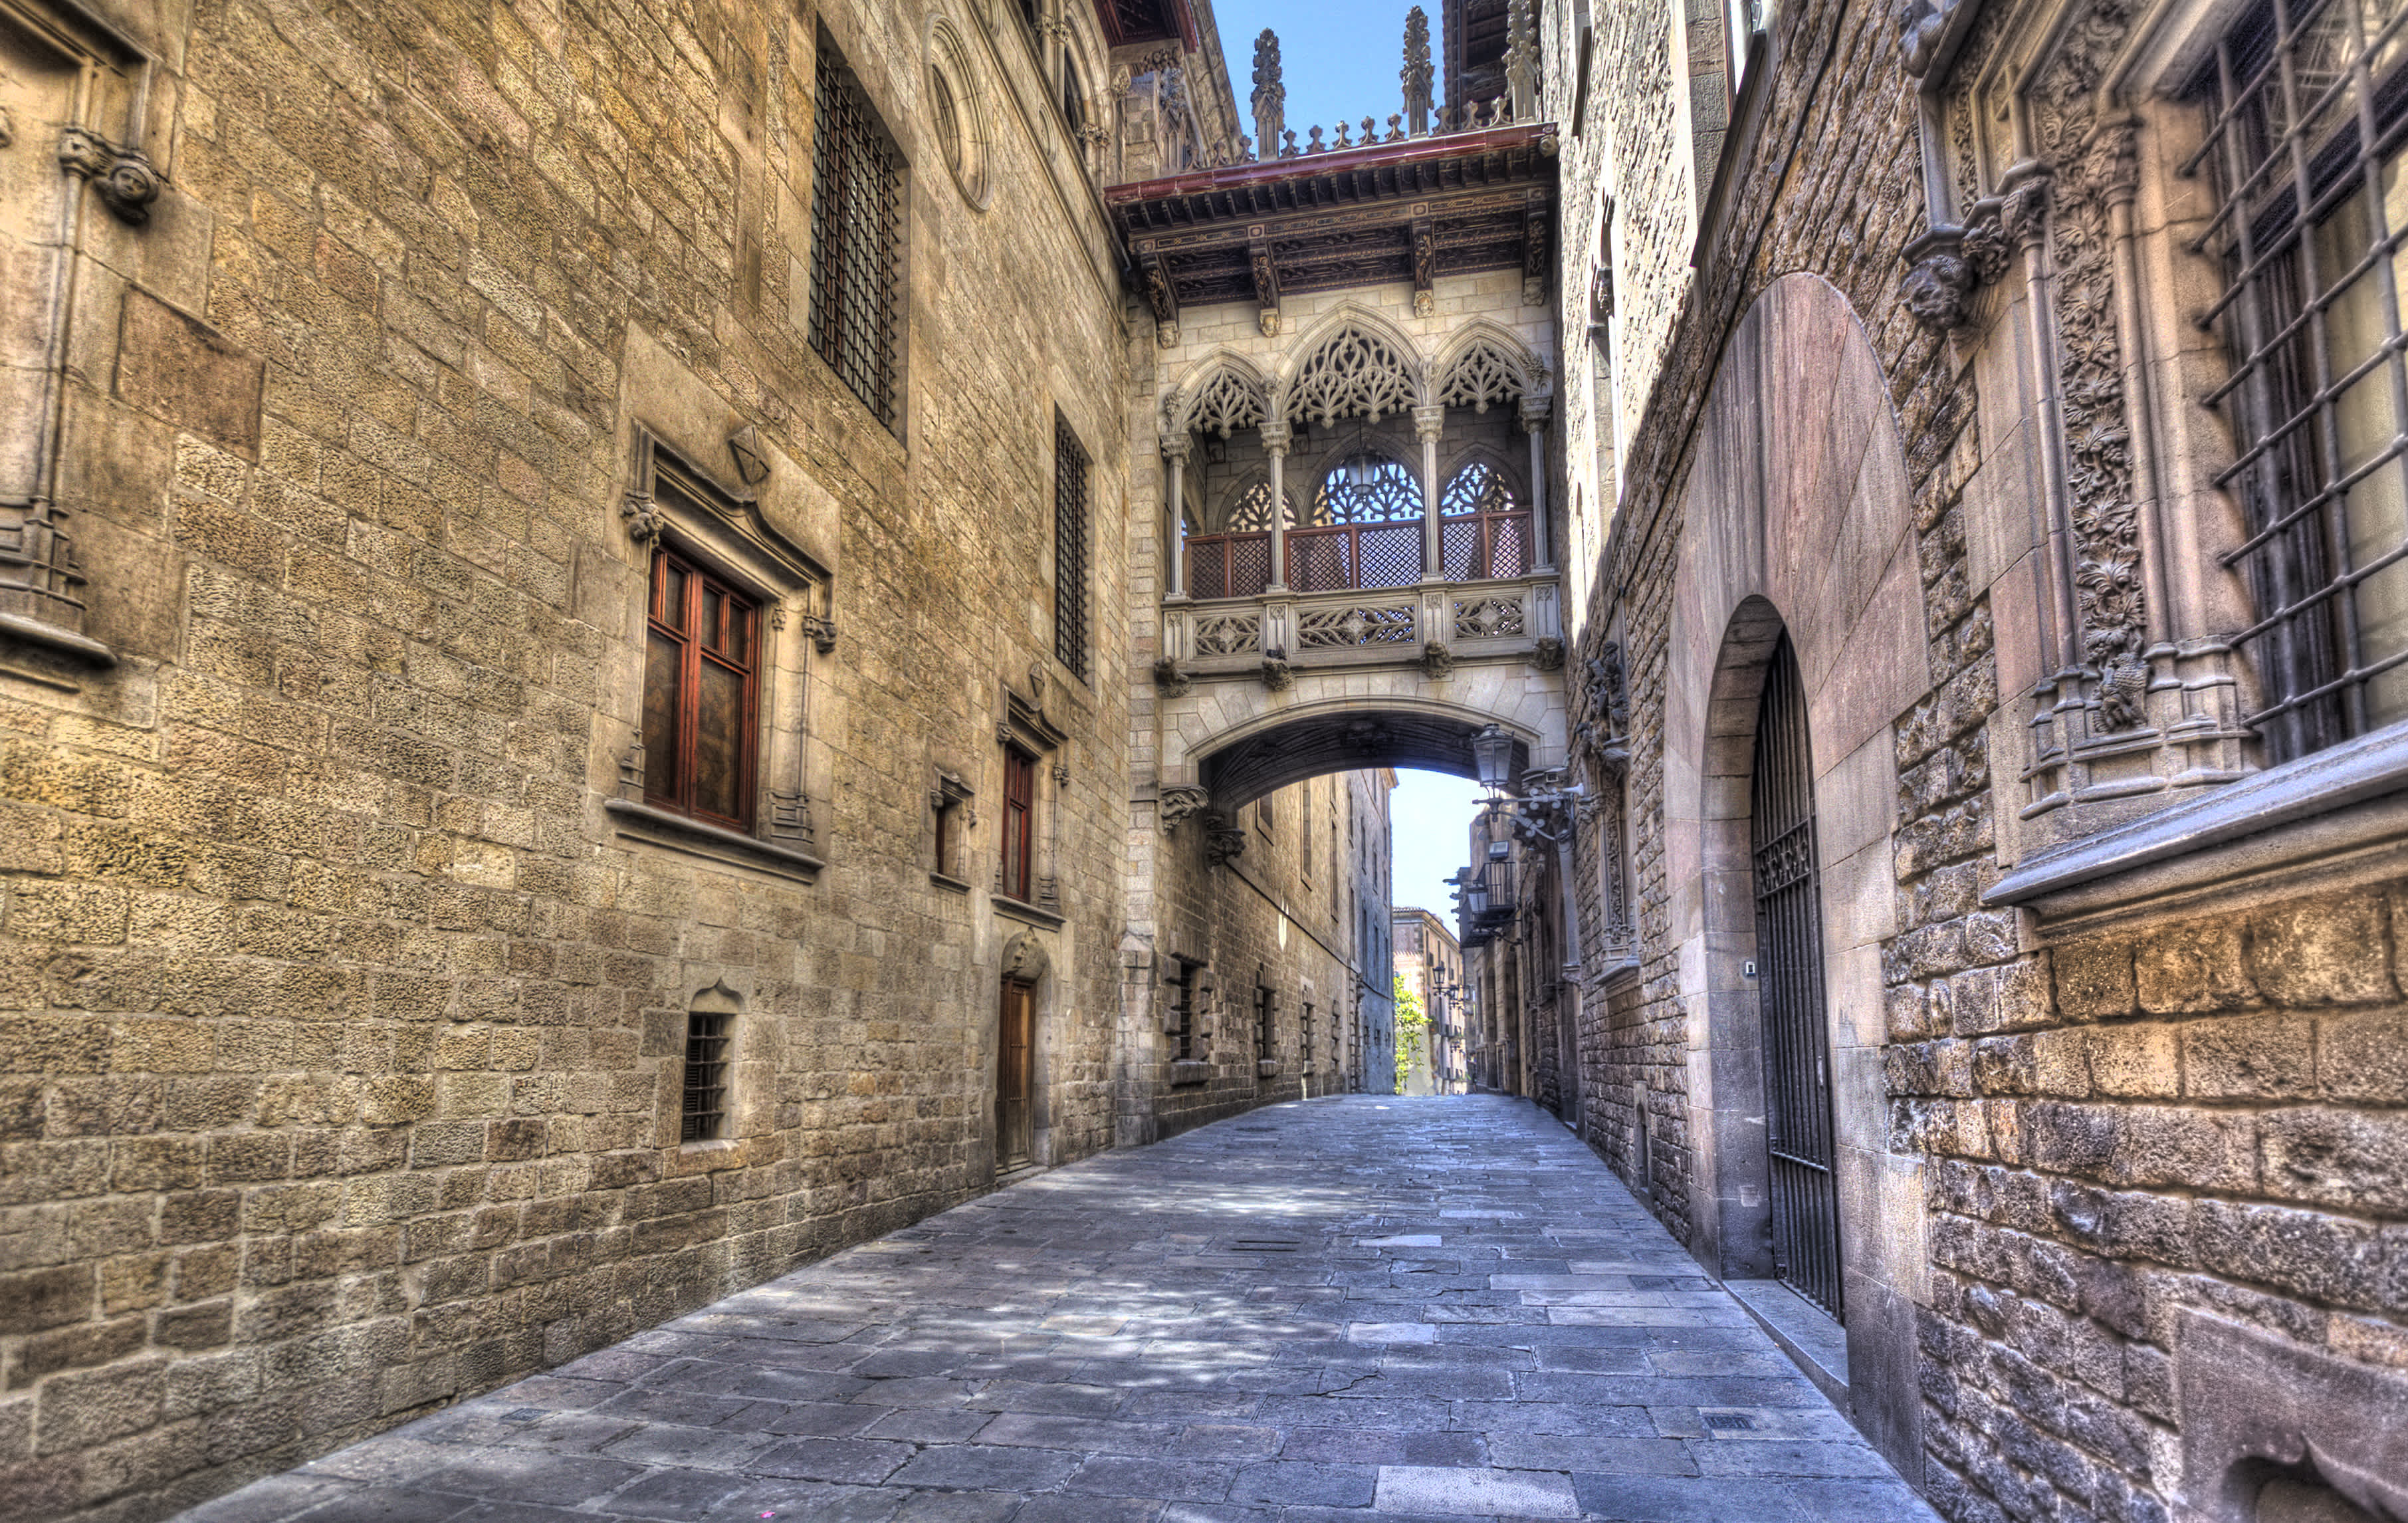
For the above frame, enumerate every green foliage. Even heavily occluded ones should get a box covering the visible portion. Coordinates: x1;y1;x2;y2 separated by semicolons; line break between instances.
1393;973;1427;1094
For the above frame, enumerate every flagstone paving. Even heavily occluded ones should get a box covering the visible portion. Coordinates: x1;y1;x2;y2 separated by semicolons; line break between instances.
175;1095;1939;1523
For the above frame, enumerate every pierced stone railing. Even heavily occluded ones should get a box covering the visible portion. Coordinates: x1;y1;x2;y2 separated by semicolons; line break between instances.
1162;571;1561;677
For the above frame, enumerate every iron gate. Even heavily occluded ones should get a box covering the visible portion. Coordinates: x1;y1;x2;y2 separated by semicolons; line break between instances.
1750;636;1843;1320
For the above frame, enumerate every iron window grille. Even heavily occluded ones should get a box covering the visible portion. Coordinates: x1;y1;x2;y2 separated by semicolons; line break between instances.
1171;962;1197;1060
1055;416;1092;681
681;1008;732;1142
811;37;901;427
1255;988;1274;1063
2192;0;2408;759
643;546;760;832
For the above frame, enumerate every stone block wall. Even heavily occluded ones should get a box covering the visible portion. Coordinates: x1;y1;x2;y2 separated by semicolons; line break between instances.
1549;0;2408;1512
0;1;1224;1518
1897;881;2408;1523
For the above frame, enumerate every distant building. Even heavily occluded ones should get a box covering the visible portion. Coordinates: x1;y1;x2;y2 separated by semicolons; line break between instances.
1391;906;1464;1095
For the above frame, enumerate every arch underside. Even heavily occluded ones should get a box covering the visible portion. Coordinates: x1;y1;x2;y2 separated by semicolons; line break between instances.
1198;709;1529;810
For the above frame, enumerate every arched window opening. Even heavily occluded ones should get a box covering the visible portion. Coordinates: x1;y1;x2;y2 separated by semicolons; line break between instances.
1440;459;1531;581
1314;452;1422;523
1291;451;1425;592
681;985;739;1143
1062;59;1085;135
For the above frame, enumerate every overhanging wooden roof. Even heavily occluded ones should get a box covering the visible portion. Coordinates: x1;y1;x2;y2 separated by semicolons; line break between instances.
1107;124;1559;313
1092;0;1200;52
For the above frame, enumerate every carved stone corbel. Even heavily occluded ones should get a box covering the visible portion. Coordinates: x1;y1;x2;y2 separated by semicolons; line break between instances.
1259;655;1294;691
1900;233;1975;333
798;612;837;654
1204;811;1247;864
621;491;666;544
1420;640;1454;679
1159;784;1211;829
1151;657;1192;697
59;125;162;224
1527;636;1565;673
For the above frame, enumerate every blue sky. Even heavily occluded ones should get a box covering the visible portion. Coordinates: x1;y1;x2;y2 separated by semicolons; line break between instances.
1390;770;1483;925
1212;0;1430;148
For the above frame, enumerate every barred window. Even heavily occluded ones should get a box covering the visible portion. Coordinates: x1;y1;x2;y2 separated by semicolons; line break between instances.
811;36;901;427
681;989;737;1143
2195;0;2408;759
1170;961;1197;1061
1054;415;1091;681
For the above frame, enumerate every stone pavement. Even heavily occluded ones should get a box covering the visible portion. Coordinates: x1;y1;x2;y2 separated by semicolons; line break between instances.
176;1096;1939;1523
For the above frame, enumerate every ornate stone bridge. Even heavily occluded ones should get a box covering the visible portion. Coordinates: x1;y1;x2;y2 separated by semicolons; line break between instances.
1152;569;1569;822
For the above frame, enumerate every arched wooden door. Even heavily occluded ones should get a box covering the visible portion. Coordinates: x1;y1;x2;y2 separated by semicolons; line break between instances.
997;979;1034;1169
1750;635;1842;1319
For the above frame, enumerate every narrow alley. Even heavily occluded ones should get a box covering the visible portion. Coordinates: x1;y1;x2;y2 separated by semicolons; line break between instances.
175;1098;1935;1523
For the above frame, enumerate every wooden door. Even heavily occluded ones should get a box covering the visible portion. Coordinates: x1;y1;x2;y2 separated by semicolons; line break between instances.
997;979;1034;1169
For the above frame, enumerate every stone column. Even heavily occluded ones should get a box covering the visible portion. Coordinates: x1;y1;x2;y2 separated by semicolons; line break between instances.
1261;418;1291;592
1414;403;1446;579
1521;395;1553;572
1162;435;1190;600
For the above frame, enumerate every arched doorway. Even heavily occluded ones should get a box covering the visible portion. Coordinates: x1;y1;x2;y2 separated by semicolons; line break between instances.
1750;634;1841;1319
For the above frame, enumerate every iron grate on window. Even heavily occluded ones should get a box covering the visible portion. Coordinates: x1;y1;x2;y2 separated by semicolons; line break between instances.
681;1009;732;1142
811;38;900;427
2191;0;2408;759
1055;416;1092;681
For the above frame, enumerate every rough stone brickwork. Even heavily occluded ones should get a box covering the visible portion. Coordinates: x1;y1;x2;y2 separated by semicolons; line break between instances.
1895;880;2408;1523
0;1;1349;1520
1549;0;2408;1516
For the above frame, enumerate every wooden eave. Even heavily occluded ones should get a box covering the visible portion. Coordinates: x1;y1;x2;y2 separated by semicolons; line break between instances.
1109;124;1557;308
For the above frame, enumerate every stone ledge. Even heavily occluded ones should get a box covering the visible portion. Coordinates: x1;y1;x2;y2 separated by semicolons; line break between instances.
0;609;116;667
605;799;824;883
1170;1059;1212;1086
930;872;972;894
1984;719;2408;928
992;894;1065;930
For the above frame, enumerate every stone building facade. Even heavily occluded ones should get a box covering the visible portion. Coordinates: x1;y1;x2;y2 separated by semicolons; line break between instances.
1391;903;1463;1094
1541;0;2408;1519
0;1;1406;1520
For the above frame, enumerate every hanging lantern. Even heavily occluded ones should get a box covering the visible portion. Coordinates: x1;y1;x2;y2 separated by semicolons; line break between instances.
1471;724;1515;790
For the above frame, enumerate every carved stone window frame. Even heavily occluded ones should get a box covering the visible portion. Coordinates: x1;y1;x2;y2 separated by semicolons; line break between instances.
0;0;161;669
611;429;831;883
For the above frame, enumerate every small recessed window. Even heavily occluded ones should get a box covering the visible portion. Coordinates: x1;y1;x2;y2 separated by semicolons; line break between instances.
1002;746;1036;901
681;991;736;1142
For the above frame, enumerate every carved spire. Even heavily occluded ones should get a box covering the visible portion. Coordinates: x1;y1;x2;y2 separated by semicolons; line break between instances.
1402;7;1434;137
1504;0;1537;124
1250;29;1285;166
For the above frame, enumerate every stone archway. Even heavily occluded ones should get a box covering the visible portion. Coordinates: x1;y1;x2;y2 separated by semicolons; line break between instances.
1658;272;1929;1478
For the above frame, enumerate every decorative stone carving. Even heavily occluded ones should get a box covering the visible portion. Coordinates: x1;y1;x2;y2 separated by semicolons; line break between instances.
0;104;15;148
1583;642;1629;774
620;491;667;544
1420;640;1455;679
1411;217;1437;317
1052;759;1070;788
768;787;814;844
617;736;647;799
1527;636;1565;672
1151;657;1191;696
726;424;770;487
1251;30;1285;156
1895;0;1963;78
58;125;160;223
1204;811;1248;864
1259;655;1294;691
1402;9;1434;137
1523;205;1550;306
1504;0;1538;126
1000;927;1052;984
1159;784;1211;828
798;612;837;653
1900;235;1972;332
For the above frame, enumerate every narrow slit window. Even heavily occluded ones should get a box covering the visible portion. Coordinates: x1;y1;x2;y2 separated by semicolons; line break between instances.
1055;415;1091;681
1002;746;1036;901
